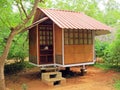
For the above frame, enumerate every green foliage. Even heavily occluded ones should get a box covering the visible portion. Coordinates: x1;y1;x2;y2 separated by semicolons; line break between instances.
94;63;112;71
94;63;120;72
104;10;120;25
95;39;109;57
4;61;35;74
0;0;30;59
103;45;112;64
4;62;26;74
24;61;35;69
22;83;28;90
103;29;120;66
114;80;120;90
7;32;28;61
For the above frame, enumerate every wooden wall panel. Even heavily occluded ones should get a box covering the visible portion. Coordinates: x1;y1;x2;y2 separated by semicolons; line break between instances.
55;24;62;55
29;26;38;64
64;45;73;64
64;45;93;64
84;45;93;62
54;24;62;64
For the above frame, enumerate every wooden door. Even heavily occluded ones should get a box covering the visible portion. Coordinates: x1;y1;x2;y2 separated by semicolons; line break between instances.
39;25;53;64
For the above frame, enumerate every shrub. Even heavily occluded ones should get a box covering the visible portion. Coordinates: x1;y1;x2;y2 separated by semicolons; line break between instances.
4;61;35;75
103;29;120;66
22;83;28;90
94;63;111;71
4;62;26;74
95;39;109;57
114;80;120;90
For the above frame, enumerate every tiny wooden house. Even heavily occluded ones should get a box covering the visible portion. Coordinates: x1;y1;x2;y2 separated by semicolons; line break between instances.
29;8;111;67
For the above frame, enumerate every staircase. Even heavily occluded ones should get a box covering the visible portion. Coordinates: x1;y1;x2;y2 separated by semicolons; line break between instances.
41;67;66;86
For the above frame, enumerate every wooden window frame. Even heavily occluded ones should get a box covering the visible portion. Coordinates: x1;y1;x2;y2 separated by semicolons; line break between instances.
39;25;53;45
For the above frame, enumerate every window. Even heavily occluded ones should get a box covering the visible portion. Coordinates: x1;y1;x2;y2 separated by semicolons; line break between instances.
39;26;53;45
64;29;93;45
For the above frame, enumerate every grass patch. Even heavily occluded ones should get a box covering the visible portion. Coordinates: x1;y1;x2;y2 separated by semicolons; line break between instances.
24;61;35;69
94;63;111;71
109;65;120;72
94;63;120;72
114;80;120;90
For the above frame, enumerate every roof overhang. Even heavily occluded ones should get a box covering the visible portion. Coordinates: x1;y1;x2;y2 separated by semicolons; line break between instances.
20;17;49;33
95;29;111;36
28;16;49;30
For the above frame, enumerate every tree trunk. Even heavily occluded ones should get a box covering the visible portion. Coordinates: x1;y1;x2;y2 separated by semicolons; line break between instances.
0;64;5;90
0;1;41;90
0;31;16;90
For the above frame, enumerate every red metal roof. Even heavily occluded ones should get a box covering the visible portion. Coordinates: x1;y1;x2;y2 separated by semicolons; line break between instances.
38;8;112;35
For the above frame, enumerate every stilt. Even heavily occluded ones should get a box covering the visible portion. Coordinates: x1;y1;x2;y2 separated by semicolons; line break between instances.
80;65;87;76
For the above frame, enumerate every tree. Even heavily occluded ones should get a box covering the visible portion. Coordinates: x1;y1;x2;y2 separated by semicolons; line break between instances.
0;0;42;90
103;27;120;66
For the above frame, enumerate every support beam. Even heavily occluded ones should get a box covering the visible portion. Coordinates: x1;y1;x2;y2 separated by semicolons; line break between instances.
20;17;49;33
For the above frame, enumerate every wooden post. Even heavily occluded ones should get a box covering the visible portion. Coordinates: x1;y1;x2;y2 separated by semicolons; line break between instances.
80;65;87;76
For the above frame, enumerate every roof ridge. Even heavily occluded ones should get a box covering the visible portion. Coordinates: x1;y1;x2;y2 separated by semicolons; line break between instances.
38;7;83;14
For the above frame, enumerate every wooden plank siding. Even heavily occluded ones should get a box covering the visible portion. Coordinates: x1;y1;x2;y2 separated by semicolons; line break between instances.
54;24;63;64
29;26;38;64
64;45;93;64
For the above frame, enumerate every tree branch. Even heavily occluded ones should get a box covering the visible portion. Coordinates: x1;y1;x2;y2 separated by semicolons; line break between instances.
19;0;28;18
0;30;16;64
19;17;49;33
15;1;24;21
14;0;41;33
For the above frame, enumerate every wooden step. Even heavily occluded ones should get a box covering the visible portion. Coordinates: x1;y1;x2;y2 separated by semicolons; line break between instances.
40;67;57;72
42;72;62;80
42;77;66;86
44;77;65;82
41;71;66;86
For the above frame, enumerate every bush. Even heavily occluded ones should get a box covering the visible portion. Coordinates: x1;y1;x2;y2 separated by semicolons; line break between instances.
114;80;120;90
103;29;120;66
4;61;35;74
94;63;120;72
94;63;111;71
4;62;26;74
95;39;109;57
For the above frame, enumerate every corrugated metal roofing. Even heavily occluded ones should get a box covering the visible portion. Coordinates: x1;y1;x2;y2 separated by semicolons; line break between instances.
38;8;112;35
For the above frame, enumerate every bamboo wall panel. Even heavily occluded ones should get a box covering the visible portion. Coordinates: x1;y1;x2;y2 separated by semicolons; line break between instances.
29;27;38;64
64;45;93;64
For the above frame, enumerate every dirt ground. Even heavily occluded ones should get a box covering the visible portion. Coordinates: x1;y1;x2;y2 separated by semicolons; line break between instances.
6;66;119;90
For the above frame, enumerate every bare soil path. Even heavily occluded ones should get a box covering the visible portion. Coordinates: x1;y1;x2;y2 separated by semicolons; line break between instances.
6;66;118;90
